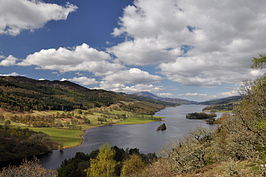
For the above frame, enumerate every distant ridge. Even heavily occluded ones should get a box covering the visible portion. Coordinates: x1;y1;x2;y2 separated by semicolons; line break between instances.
199;95;242;105
0;76;175;112
132;91;197;105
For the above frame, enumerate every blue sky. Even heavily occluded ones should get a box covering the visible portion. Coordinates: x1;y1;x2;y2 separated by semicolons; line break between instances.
0;0;265;101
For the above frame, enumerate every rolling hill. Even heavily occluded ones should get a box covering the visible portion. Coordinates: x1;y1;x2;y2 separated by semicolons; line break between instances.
0;76;173;113
132;91;197;104
199;95;242;105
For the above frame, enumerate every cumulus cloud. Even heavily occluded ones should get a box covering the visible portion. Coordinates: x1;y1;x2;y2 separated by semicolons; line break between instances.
111;0;266;86
102;68;161;85
99;68;162;92
109;38;182;66
159;55;265;86
18;43;123;76
0;55;17;66
0;0;77;35
62;76;98;86
98;83;162;93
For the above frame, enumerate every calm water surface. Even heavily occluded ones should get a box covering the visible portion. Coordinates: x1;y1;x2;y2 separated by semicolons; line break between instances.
40;104;216;169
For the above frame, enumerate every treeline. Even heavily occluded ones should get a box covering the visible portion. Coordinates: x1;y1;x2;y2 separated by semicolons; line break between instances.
0;76;128;112
0;76;168;116
202;102;236;112
57;145;156;177
186;112;217;119
0;145;156;177
0;126;55;163
0;113;86;129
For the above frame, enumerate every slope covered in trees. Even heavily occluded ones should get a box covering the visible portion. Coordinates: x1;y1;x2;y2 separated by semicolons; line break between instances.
0;76;126;111
0;76;173;113
0;126;55;164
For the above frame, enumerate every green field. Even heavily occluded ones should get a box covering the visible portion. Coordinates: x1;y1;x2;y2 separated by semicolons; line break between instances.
116;117;162;125
27;127;84;148
0;108;165;149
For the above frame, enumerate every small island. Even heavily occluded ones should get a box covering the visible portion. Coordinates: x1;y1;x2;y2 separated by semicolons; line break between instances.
186;112;217;119
157;123;167;131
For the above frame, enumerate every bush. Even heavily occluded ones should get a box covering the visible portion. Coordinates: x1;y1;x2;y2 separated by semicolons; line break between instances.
0;159;57;177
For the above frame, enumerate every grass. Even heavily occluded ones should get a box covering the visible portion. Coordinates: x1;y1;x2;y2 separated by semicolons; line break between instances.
0;108;165;149
26;127;84;148
116;117;162;125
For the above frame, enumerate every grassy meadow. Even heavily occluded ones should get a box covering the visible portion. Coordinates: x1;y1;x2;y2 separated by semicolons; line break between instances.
0;106;164;149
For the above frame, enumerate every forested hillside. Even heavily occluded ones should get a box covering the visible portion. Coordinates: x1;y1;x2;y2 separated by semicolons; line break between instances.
0;76;173;113
0;76;129;111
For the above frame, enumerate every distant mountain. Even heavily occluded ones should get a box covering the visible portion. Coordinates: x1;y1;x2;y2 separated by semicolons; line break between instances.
0;76;168;113
132;92;197;105
200;96;242;105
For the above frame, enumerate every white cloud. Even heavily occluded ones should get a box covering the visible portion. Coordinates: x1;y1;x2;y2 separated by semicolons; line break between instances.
179;92;209;97
0;0;77;35
18;43;123;76
98;83;162;93
159;55;264;86
0;55;17;66
111;0;266;86
157;92;173;97
178;89;240;101
0;72;20;76
63;76;98;86
109;38;182;66
98;68;162;92
102;68;161;85
219;90;239;97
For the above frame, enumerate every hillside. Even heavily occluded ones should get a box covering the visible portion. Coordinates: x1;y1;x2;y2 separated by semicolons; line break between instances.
0;76;170;113
199;95;242;105
132;92;196;105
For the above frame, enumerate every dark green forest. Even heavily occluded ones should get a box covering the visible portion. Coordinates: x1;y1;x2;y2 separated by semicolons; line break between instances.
0;76;174;113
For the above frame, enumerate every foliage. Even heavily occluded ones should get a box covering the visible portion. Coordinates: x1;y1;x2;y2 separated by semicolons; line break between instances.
120;154;146;177
87;144;118;177
0;159;57;177
200;96;242;105
133;158;174;177
0;76;128;111
0;76;167;114
186;112;217;119
0;126;55;162
138;60;266;176
58;146;156;177
157;123;167;131
58;152;95;177
28;127;84;148
202;102;236;112
252;55;266;68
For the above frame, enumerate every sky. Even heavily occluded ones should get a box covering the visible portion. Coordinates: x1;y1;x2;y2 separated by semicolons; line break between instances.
0;0;266;101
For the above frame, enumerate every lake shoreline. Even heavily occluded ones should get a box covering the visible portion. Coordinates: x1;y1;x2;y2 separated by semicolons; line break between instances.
60;114;165;150
40;104;212;169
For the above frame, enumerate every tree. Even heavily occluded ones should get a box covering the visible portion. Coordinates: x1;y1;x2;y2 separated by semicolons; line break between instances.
4;119;11;126
120;154;146;177
252;55;266;68
0;114;4;121
0;159;57;177
87;144;117;177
